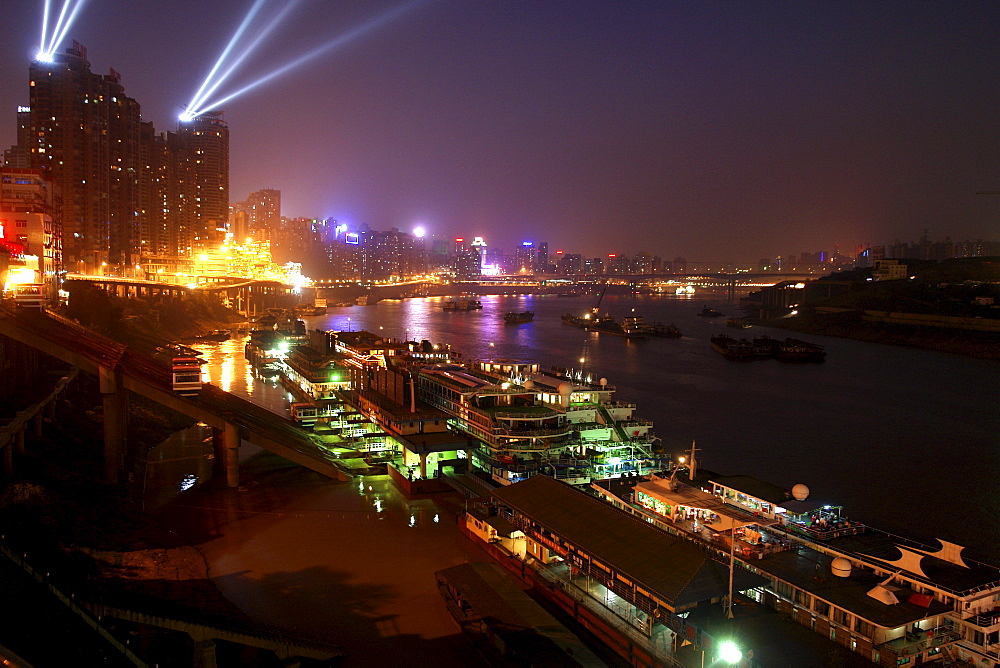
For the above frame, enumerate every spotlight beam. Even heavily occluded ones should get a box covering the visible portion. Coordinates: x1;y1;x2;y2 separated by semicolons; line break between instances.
186;0;269;113
44;0;72;55
188;0;302;114
188;0;424;117
47;0;87;57
40;0;52;56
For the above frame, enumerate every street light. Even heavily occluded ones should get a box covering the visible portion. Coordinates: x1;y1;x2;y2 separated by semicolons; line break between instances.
718;640;742;663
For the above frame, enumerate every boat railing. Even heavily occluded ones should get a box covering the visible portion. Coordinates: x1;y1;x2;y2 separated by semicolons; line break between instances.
619;419;654;427
963;610;1000;628
603;401;637;410
569;423;612;432
477;453;541;473
875;625;961;658
545;457;593;468
489;407;561;417
784;520;866;541
496;426;572;438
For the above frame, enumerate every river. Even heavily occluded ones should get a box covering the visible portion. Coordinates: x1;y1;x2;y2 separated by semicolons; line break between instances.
145;293;998;665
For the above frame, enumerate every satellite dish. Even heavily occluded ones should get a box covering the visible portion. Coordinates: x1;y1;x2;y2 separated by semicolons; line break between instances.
791;483;810;501
523;379;535;389
600;378;608;387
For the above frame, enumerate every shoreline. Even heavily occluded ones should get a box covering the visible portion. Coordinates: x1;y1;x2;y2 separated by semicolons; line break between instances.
762;312;1000;361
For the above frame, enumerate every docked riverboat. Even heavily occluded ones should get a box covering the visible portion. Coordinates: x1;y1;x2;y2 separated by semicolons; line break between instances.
444;299;482;310
710;334;755;361
561;313;591;328
503;310;534;323
588;315;646;339
416;360;668;486
777;337;826;362
574;444;1000;668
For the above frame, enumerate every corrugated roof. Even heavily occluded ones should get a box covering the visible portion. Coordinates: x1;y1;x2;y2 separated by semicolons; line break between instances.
711;475;792;504
491;476;765;609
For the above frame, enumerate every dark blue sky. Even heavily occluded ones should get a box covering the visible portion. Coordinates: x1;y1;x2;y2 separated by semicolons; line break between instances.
2;0;998;261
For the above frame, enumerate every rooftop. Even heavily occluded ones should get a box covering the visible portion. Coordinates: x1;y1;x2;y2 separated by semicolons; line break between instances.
490;475;766;610
711;475;794;505
751;546;952;628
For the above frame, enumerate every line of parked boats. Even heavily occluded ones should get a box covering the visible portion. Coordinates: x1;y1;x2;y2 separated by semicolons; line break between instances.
710;333;826;362
561;312;682;339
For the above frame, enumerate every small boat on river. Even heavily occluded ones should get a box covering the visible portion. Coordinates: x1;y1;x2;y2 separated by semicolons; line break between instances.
504;311;534;324
444;300;482;311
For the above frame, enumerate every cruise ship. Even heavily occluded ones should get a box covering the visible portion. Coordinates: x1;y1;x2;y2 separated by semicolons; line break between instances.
417;360;670;486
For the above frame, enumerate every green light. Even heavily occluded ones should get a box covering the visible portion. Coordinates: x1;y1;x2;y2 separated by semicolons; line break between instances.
718;641;742;664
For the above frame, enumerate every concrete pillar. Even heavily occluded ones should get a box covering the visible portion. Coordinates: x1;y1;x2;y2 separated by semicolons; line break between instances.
211;427;226;479
99;365;126;484
224;421;240;488
32;413;43;438
419;452;428;479
15;427;26;456
2;442;12;478
192;639;217;668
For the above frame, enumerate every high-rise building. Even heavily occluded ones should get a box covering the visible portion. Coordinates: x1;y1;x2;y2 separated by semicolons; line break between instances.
27;43;141;273
2;107;31;168
138;122;197;265
515;241;535;273
235;188;280;238
176;111;229;250
536;241;549;272
362;228;426;280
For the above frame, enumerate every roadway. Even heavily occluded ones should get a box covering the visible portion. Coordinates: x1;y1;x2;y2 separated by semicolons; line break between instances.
0;307;350;484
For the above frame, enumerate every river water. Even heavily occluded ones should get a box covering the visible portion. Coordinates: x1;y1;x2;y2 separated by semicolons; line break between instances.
145;293;998;664
302;293;999;560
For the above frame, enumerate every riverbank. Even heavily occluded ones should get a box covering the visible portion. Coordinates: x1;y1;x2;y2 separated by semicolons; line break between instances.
763;309;1000;360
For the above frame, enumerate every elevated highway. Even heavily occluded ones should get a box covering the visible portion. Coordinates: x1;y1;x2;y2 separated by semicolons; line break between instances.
0;309;348;486
64;274;294;317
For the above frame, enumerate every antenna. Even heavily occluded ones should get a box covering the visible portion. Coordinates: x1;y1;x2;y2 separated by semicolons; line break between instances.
687;440;700;481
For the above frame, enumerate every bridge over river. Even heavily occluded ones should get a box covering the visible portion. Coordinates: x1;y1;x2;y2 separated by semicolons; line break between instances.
0;308;348;487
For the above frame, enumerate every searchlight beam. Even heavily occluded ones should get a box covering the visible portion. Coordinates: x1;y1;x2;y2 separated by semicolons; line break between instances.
36;0;87;62
186;0;302;116
184;0;269;118
184;0;423;119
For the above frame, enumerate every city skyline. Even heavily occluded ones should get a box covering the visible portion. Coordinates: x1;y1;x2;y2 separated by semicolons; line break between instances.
2;1;999;262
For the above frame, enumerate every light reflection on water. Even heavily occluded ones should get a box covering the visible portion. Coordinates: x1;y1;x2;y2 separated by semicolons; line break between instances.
146;295;998;559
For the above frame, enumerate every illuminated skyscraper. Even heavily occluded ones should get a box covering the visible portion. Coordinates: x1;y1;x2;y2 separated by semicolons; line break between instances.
176;111;229;250
138;122;196;263
27;43;141;273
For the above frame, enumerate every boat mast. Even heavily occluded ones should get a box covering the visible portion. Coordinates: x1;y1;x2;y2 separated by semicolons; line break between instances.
687;440;700;482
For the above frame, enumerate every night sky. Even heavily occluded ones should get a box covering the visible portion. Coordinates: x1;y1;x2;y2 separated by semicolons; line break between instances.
2;1;998;262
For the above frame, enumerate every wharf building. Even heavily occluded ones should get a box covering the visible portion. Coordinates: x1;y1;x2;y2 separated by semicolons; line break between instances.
589;465;1000;666
464;474;776;666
